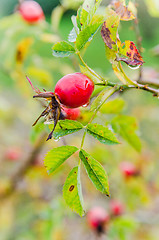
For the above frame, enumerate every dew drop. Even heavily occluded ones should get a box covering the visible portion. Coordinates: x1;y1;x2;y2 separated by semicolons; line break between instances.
128;65;140;70
82;102;89;107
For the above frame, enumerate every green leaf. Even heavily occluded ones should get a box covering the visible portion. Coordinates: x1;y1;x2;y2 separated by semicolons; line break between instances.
91;87;117;112
44;146;78;174
79;149;109;196
51;120;83;140
111;115;142;152
63;166;85;216
81;0;103;28
52;41;75;57
75;22;102;50
100;98;125;114
87;123;119;145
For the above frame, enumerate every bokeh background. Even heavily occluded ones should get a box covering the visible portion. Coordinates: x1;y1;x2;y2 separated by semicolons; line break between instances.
0;0;159;239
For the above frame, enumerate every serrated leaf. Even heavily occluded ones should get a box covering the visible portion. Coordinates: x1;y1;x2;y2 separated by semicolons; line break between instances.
75;22;102;50
79;149;109;196
91;87;117;112
63;166;85;216
50;120;83;140
52;41;75;57
100;98;125;114
81;0;103;27
111;115;142;152
87;123;119;145
44;146;78;174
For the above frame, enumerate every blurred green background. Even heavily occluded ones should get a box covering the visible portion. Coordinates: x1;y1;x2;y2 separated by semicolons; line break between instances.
0;0;159;240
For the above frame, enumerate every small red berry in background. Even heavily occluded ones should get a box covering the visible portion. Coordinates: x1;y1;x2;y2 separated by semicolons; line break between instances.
5;147;22;161
87;207;109;234
120;161;140;178
110;200;124;216
19;1;44;24
61;106;80;120
54;73;94;108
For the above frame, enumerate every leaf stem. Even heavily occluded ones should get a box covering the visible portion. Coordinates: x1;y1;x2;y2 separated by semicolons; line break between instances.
80;86;118;150
77;51;106;83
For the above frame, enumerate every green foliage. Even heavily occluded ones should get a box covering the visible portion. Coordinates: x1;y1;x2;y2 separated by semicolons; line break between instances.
79;149;109;196
63;166;85;216
52;120;83;140
52;41;75;57
100;98;125;114
87;123;119;145
75;22;102;50
90;87;117;111
112;115;142;152
44;146;78;174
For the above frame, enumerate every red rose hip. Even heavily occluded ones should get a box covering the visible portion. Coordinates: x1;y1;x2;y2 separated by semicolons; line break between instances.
110;200;124;216
120;161;139;178
61;106;80;120
54;73;94;108
19;1;44;24
87;207;109;233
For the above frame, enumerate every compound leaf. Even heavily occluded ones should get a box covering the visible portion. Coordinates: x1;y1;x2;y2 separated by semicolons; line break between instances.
63;166;85;216
51;120;83;140
79;149;109;196
87;123;119;145
44;146;78;174
52;41;75;57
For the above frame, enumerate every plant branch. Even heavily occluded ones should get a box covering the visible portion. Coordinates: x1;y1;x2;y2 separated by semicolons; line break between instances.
80;86;118;149
0;132;47;200
77;52;106;83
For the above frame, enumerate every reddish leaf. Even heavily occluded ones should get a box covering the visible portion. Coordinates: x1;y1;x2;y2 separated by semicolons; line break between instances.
117;40;144;66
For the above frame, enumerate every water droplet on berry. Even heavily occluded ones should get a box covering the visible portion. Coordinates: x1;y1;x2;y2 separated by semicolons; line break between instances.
82;102;89;107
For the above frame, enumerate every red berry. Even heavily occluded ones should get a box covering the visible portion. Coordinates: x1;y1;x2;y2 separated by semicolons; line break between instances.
5;147;22;161
19;1;44;24
87;207;109;233
110;200;124;216
120;161;139;177
54;73;94;108
61;106;80;120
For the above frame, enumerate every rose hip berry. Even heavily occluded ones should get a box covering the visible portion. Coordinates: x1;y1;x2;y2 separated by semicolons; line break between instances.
110;200;124;216
54;73;94;108
120;161;140;178
87;207;109;234
61;106;80;120
5;147;22;161
19;1;44;24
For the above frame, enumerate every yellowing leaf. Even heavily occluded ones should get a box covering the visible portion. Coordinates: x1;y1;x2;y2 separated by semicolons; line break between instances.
16;37;33;64
113;1;135;21
101;13;120;51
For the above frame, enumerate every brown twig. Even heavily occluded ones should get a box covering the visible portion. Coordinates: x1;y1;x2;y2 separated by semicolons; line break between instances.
0;132;47;200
